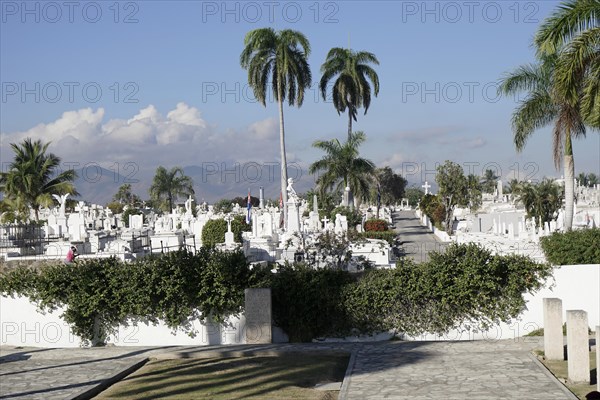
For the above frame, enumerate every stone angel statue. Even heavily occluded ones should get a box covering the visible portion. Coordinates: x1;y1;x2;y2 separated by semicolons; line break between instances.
52;193;70;217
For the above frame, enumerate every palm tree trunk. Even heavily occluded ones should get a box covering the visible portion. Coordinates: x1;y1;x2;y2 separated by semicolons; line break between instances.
564;134;574;231
347;109;353;141
444;196;454;235
277;81;289;229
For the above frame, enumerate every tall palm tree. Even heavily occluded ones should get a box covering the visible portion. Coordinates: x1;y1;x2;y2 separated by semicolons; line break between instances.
309;131;375;205
240;28;312;227
480;169;499;194
319;48;380;140
0;138;78;221
535;0;600;128
577;172;589;186
148;166;194;213
498;54;587;231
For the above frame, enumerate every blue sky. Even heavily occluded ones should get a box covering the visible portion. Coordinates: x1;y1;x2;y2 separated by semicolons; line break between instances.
1;1;599;202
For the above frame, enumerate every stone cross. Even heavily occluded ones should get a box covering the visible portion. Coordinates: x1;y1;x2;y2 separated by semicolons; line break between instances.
321;216;329;230
422;181;431;195
225;214;233;232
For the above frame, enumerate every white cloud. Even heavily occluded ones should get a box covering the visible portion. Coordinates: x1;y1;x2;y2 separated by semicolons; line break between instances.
166;102;205;127
0;104;281;174
248;117;278;140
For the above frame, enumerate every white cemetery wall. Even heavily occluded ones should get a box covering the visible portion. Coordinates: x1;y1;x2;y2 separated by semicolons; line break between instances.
1;295;248;347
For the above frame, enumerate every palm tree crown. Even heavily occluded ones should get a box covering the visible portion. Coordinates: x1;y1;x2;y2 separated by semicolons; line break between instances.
320;48;380;139
499;54;587;167
534;0;600;127
240;28;312;107
309;131;375;203
240;28;312;228
0;138;78;221
149;166;194;213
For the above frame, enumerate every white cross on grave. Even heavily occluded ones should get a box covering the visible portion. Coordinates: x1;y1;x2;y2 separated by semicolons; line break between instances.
422;181;431;195
321;216;329;230
225;214;233;232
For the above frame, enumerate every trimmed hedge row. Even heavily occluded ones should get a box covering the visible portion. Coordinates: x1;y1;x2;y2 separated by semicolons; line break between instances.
0;244;553;344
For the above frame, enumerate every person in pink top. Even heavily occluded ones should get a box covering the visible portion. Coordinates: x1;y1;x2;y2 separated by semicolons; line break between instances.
65;246;78;264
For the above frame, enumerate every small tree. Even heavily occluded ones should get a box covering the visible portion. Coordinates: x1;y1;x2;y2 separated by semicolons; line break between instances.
404;187;425;207
436;161;469;235
213;199;233;214
113;184;142;207
372;167;407;206
419;194;445;230
467;174;483;213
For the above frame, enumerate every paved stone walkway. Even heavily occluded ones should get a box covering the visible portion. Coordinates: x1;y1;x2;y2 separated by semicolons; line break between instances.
340;339;574;400
392;210;447;263
0;338;575;399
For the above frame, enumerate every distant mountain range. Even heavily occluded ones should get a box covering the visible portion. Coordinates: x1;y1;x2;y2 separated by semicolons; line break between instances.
73;165;317;206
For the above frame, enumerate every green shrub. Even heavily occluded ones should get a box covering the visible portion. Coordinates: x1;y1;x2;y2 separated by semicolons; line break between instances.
201;217;251;247
364;219;388;232
0;243;554;344
202;219;228;247
330;206;362;228
106;201;124;215
0;249;251;345
419;194;445;229
540;228;600;265
356;231;397;245
213;199;233;214
264;264;355;342
232;215;252;241
343;243;553;336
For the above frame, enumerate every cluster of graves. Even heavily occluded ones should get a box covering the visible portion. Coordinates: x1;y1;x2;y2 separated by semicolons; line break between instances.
419;179;600;260
0;180;397;268
1;178;598;266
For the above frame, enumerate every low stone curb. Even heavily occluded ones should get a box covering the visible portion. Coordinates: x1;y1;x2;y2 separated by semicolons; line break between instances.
66;358;149;400
338;349;358;400
528;353;579;400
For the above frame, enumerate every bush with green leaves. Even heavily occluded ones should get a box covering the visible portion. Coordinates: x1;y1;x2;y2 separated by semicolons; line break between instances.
201;219;228;247
540;228;600;265
201;216;251;247
356;231;396;245
213;199;233;214
121;208;142;228
419;194;445;229
261;264;355;342
0;249;251;345
0;244;554;344
330;206;362;228
343;243;553;336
